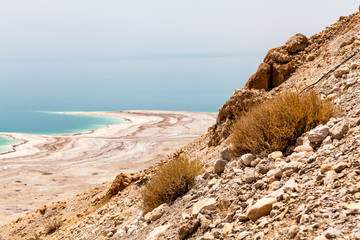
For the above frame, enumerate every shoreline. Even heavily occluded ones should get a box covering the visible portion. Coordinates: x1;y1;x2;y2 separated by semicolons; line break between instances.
0;110;216;226
0;111;127;155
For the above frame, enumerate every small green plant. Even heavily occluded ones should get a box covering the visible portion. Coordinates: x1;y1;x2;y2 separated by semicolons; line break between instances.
231;91;340;156
141;155;203;212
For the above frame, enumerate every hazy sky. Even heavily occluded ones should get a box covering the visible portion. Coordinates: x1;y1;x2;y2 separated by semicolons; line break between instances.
0;0;359;111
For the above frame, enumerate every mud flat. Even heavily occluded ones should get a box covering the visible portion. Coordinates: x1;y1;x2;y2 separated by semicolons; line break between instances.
0;110;216;226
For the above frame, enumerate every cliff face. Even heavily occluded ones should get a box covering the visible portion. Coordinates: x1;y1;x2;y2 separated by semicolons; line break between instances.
2;8;360;240
209;11;360;147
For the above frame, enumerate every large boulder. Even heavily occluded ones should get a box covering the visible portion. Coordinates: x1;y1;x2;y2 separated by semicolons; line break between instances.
285;33;309;53
245;62;272;90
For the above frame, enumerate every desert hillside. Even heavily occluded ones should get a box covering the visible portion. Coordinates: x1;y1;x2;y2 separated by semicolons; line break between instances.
1;8;360;240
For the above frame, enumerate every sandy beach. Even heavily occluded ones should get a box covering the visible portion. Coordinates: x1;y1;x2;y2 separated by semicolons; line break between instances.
0;110;216;226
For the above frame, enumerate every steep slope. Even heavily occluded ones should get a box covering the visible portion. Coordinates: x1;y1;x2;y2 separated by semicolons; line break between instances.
1;9;360;240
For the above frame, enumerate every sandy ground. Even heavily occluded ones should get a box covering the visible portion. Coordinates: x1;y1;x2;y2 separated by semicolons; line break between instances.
0;110;216;226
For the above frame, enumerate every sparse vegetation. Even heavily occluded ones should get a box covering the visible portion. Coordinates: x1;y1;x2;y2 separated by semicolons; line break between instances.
141;155;203;212
231;91;340;156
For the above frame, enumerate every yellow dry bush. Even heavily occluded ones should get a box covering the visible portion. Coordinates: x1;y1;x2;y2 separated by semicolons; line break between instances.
231;91;340;157
141;155;203;212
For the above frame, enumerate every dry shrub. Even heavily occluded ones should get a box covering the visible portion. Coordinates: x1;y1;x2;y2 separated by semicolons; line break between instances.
44;219;61;235
141;155;203;212
231;91;340;156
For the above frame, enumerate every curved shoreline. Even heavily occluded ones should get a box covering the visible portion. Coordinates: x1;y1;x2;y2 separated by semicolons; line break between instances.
0;110;216;226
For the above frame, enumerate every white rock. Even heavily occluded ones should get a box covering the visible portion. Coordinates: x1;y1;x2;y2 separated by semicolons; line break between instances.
284;179;300;192
145;224;171;240
308;125;330;143
238;231;252;240
241;153;255;166
244;168;256;183
144;203;167;222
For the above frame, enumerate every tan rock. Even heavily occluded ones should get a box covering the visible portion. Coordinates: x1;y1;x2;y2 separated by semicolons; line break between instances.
179;219;199;240
264;47;291;64
145;224;171;240
342;202;360;211
334;66;350;78
234;214;249;221
222;223;234;237
268;151;284;160
192;198;216;217
272;62;294;87
245;62;272;90
330;121;350;139
285;33;309;53
288;225;299;239
320;164;333;173
293;144;313;153
144;203;167;222
38;205;47;215
247;197;277;221
106;173;132;197
334;162;347;172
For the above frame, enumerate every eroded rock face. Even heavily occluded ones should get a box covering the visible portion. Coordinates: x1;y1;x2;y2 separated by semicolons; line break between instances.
106;173;132;197
285;33;309;53
272;62;294;87
245;63;272;90
244;33;310;91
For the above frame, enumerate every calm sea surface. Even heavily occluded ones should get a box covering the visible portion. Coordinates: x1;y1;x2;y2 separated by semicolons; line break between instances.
0;54;263;151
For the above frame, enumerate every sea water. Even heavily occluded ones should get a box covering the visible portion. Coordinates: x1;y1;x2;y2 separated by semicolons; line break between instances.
0;136;19;153
0;110;124;153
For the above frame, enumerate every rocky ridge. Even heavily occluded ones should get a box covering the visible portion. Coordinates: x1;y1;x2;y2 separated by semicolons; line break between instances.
1;8;360;240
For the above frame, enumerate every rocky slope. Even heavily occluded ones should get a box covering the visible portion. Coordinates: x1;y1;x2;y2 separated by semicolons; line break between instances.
1;8;360;240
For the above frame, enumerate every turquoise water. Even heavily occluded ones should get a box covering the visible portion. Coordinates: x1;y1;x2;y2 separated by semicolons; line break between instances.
0;110;124;135
0;110;124;153
0;136;19;153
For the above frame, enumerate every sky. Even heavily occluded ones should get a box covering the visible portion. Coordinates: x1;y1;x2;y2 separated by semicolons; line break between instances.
0;0;359;111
